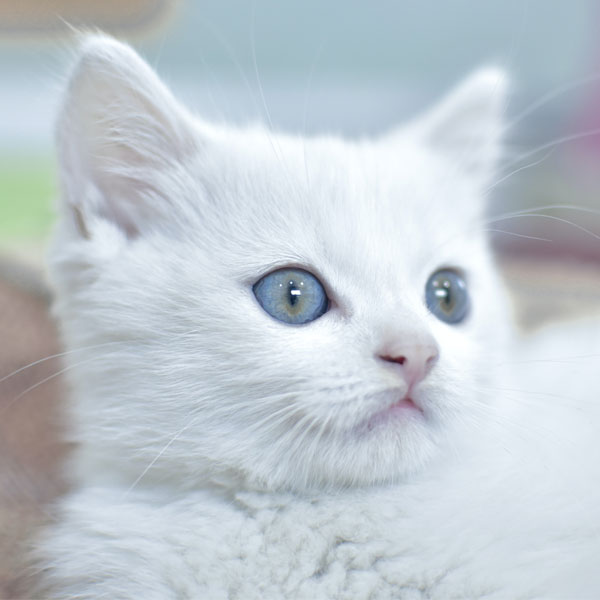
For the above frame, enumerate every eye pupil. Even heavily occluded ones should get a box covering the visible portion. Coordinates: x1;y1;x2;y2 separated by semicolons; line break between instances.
288;284;302;306
425;269;469;324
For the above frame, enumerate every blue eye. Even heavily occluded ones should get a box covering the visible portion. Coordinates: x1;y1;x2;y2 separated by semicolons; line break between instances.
425;269;470;324
253;268;329;325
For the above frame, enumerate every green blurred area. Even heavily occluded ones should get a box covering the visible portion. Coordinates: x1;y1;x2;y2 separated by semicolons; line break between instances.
0;155;55;243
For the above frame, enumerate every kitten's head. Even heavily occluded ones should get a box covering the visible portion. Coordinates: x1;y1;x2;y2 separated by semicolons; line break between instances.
51;35;510;492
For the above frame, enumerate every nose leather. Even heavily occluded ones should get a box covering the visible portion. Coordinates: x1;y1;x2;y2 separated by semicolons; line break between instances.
377;334;439;387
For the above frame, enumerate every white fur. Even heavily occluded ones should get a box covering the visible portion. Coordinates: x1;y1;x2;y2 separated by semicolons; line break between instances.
37;35;600;598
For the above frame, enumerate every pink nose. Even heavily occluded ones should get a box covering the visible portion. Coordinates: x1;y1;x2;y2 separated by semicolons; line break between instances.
378;343;439;387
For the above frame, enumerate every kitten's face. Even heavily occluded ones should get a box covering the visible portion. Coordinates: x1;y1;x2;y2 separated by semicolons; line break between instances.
52;36;509;491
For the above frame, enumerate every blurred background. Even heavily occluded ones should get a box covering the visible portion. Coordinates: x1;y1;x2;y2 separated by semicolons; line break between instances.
2;0;600;265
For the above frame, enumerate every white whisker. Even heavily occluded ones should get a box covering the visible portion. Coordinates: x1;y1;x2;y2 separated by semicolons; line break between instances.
505;127;600;168
504;71;600;133
488;212;600;240
122;415;200;499
0;354;113;417
487;149;554;192
0;341;127;386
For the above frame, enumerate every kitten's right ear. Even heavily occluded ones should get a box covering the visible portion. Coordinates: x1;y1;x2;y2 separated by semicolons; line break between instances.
57;34;198;239
405;68;507;182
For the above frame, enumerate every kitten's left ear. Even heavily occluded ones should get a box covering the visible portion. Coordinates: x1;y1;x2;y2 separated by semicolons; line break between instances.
413;68;507;180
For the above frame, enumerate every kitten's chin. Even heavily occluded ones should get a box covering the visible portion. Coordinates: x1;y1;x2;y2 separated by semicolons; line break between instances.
254;405;440;493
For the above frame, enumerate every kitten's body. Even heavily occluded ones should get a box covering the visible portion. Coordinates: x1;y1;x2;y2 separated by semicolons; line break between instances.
37;36;600;598
46;367;600;599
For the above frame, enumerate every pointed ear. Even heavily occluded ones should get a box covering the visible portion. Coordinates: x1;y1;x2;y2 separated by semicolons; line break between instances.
415;68;507;180
57;34;199;238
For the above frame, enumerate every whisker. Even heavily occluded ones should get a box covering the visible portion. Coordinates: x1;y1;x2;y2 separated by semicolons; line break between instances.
249;2;275;136
122;414;200;499
0;341;127;386
504;127;600;169
306;406;336;481
301;37;326;189
487;212;600;241
244;402;303;435
194;17;261;120
248;1;296;194
487;149;554;192
487;203;600;222
482;228;552;242
284;412;321;475
432;200;600;256
504;71;600;133
0;354;109;418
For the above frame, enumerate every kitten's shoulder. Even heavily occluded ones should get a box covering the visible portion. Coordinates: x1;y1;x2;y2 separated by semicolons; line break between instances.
36;480;599;600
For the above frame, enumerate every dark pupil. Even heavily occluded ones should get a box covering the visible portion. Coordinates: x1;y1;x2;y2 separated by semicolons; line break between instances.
286;280;302;307
433;277;453;312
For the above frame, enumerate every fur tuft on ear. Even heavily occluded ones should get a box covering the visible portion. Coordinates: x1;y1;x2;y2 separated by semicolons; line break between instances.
57;34;198;238
416;68;508;180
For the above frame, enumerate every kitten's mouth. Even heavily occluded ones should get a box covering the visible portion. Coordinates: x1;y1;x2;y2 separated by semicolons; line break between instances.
364;395;424;431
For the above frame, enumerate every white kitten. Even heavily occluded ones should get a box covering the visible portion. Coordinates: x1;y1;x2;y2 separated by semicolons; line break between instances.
36;35;600;598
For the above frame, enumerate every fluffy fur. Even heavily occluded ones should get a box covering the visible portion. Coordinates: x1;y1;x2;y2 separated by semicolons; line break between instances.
36;35;600;598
